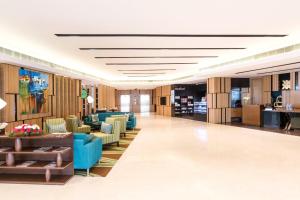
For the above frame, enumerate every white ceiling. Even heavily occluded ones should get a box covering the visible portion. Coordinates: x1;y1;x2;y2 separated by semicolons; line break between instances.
0;0;300;89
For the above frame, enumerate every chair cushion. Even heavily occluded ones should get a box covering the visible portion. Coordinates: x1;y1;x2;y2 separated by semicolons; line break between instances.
47;122;67;133
100;122;112;134
91;114;99;122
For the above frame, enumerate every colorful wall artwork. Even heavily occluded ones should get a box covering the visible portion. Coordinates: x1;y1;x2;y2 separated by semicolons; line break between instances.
19;69;49;115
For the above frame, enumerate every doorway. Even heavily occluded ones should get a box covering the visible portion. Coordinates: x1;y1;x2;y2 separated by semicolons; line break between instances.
140;94;150;113
120;95;130;112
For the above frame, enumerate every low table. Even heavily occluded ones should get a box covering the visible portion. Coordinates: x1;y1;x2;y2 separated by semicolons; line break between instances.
90;122;102;131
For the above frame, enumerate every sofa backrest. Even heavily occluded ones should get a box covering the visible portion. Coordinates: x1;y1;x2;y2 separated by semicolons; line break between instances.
105;117;121;140
44;118;65;133
74;133;94;145
98;112;134;122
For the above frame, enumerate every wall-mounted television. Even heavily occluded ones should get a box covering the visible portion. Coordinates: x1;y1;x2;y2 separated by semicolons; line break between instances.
160;97;167;105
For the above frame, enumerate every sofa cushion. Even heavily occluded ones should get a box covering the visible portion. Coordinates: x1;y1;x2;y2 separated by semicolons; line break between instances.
101;122;112;134
91;114;99;122
47;122;67;133
128;114;134;121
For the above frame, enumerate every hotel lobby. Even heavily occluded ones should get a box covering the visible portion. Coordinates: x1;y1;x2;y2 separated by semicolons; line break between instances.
1;0;300;199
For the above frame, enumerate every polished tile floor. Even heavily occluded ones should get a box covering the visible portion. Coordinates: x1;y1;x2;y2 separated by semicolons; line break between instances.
1;114;300;200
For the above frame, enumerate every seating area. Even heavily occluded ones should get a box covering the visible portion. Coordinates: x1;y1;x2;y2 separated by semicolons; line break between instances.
73;133;102;175
41;113;136;176
84;112;137;131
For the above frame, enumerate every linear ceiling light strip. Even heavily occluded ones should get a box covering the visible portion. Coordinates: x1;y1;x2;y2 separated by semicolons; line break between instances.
95;56;218;59
55;34;287;37
80;47;246;50
117;69;176;71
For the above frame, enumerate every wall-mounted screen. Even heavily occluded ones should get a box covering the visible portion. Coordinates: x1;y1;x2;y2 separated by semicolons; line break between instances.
160;97;167;105
19;68;49;115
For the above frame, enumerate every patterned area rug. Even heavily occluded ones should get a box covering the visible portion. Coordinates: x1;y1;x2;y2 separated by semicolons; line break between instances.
75;128;141;177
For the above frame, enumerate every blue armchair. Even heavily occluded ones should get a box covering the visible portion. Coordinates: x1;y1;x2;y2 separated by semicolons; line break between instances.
84;112;137;130
126;115;137;130
73;133;102;175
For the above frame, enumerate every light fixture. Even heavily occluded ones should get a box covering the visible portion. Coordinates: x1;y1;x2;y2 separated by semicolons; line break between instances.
87;96;94;104
0;98;7;110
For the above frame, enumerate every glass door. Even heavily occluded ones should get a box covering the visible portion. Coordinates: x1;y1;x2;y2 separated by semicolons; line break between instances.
120;95;130;112
140;94;150;113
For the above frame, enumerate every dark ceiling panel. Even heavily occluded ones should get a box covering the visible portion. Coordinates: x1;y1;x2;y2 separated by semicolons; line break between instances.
106;62;198;65
95;56;218;59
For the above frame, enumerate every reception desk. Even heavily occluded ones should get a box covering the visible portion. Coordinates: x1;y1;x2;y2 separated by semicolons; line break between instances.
263;109;300;129
242;105;264;126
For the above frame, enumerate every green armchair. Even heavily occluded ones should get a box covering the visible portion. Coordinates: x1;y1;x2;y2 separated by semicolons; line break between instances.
110;115;127;137
43;118;66;133
92;117;121;146
66;115;91;133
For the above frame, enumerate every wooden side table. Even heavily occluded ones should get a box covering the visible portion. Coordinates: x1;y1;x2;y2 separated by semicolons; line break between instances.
0;133;74;185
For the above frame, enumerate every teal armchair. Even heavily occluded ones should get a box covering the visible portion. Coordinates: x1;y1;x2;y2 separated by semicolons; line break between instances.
73;133;102;175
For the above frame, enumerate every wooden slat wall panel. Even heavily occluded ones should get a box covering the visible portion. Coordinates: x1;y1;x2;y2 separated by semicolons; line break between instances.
207;78;231;124
48;74;54;96
64;78;69;117
250;78;263;105
156;87;162;97
263;75;272;92
272;74;279;91
208;78;221;94
102;85;107;108
290;72;296;90
152;86;171;116
263;92;272;105
225;78;231;93
2;94;16;122
0;64;19;94
55;76;62;118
